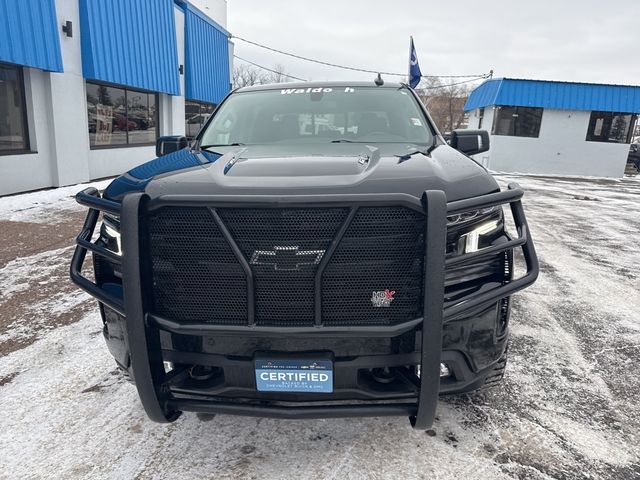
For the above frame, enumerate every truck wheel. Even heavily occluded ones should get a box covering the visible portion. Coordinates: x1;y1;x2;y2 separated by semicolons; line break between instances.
481;346;508;389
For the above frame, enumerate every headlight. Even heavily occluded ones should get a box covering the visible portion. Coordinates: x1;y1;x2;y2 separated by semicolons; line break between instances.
460;219;501;253
447;207;503;255
101;215;122;256
447;207;496;227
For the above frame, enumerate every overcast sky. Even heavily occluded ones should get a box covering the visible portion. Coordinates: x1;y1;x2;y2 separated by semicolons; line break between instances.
226;0;639;87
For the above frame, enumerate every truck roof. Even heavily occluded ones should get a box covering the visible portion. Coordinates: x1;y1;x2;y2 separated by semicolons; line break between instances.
236;80;406;93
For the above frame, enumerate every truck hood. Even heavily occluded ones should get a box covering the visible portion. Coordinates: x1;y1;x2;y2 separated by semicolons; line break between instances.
103;143;498;202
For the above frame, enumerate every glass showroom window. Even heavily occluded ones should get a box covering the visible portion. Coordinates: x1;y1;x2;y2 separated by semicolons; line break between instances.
585;111;637;143
185;100;215;138
0;63;29;154
86;82;158;148
492;106;543;138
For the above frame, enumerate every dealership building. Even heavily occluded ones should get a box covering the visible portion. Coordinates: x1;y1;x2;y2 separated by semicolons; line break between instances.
465;78;640;177
0;0;231;196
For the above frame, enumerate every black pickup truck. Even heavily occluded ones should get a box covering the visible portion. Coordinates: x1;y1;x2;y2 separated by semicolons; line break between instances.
71;81;538;429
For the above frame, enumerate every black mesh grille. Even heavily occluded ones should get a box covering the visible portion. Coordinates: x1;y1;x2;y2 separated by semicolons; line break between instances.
321;207;425;326
148;207;247;324
146;205;426;327
218;208;349;326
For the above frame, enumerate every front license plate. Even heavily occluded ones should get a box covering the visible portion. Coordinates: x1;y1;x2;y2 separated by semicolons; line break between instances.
255;358;333;393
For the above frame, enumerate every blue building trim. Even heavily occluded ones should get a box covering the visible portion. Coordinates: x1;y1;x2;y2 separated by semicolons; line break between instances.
183;4;231;104
0;0;63;72
79;0;180;95
464;78;640;114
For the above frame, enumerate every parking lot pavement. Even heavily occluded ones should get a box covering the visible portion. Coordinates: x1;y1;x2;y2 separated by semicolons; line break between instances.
0;174;639;480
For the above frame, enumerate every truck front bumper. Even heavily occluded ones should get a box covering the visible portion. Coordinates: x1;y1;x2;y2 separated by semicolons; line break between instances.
71;185;538;429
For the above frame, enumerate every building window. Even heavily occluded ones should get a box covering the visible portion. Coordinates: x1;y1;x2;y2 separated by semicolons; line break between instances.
492;106;543;138
86;82;158;148
478;107;485;129
585;111;637;143
185;100;215;138
0;64;29;154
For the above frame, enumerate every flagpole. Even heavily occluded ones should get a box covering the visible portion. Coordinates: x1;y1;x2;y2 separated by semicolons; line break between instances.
408;36;413;85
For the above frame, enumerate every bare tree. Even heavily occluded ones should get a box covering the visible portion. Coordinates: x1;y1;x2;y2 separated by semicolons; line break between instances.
232;63;294;89
416;79;472;133
232;64;268;88
269;64;289;84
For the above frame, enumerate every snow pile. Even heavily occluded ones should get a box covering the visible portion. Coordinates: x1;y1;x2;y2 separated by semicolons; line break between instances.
0;179;113;223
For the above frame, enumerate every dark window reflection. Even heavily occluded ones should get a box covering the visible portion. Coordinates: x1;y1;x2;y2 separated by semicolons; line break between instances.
0;64;29;153
128;91;157;145
87;81;158;148
492;106;543;138
586;111;637;143
185;100;215;138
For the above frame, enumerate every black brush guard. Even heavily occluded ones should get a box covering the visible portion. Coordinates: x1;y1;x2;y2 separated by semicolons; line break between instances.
70;184;538;429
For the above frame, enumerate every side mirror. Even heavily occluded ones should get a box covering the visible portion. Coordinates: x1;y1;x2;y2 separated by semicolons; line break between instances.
449;130;490;156
156;136;188;157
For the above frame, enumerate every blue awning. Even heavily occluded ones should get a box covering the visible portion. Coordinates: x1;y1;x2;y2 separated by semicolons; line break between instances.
0;0;63;72
79;0;180;95
465;78;640;113
184;4;230;104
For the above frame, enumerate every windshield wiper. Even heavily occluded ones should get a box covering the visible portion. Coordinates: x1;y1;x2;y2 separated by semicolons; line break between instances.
395;143;437;163
396;150;426;163
201;142;245;149
330;139;360;143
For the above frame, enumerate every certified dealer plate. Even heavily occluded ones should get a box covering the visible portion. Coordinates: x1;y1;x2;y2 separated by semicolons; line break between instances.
255;358;333;393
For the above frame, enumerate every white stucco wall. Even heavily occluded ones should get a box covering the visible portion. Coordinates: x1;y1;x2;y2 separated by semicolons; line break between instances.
466;107;630;177
170;6;187;137
48;0;91;186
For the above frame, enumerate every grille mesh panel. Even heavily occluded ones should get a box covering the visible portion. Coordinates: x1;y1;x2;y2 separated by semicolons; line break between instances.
218;208;349;326
322;207;425;326
147;205;425;327
148;207;247;324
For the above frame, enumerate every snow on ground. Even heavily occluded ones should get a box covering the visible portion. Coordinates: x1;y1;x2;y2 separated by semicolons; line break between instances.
0;174;639;479
0;179;112;224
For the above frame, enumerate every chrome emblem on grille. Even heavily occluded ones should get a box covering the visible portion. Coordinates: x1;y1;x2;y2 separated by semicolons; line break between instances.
250;246;325;271
371;289;396;307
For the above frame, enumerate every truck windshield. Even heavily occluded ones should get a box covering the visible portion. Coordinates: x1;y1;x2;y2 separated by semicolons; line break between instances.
199;86;433;147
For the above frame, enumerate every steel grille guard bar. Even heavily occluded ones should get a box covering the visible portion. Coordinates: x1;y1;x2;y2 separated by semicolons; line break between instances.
70;184;539;429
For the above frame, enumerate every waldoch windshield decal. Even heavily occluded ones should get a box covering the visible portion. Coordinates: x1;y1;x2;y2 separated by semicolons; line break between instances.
281;87;356;94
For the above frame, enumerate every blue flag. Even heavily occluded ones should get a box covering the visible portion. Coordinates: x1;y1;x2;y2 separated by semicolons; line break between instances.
409;37;422;89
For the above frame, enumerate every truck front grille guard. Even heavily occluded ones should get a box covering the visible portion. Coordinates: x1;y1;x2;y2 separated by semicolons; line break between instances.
146;205;426;328
70;184;539;429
